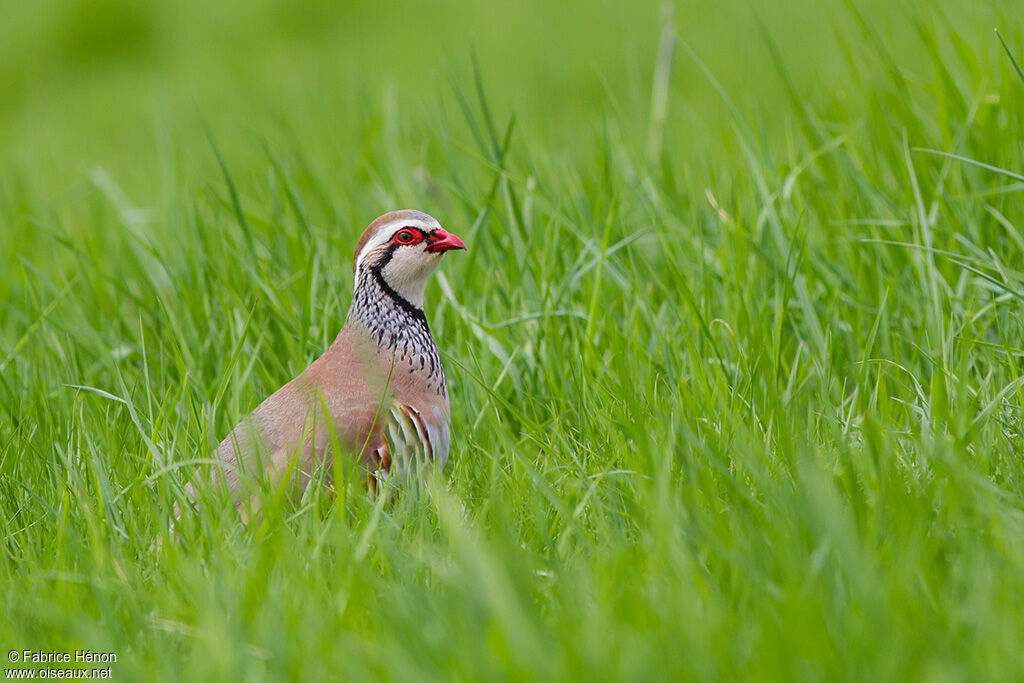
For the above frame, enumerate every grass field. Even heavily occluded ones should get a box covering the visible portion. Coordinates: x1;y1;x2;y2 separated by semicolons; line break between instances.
2;0;1023;679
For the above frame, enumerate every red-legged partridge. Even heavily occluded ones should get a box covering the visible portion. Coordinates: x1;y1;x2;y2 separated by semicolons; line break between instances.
196;210;464;514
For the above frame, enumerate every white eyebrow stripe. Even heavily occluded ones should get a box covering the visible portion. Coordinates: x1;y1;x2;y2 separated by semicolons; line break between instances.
354;218;436;272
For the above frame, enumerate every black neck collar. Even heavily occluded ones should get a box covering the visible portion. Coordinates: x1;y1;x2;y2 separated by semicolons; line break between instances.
368;264;428;326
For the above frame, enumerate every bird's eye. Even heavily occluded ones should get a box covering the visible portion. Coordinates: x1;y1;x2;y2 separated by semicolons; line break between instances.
393;229;419;245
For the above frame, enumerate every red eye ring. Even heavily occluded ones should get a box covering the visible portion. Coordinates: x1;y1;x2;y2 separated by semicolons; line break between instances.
393;228;421;245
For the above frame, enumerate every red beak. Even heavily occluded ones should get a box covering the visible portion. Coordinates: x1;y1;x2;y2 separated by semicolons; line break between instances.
426;229;466;253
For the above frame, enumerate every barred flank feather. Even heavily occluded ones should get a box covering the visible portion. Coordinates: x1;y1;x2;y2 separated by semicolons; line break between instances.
377;402;444;482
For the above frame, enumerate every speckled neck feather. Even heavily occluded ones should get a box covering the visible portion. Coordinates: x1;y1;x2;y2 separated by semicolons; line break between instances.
344;264;447;396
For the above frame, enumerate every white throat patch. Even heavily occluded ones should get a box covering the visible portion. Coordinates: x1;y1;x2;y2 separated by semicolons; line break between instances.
354;216;443;309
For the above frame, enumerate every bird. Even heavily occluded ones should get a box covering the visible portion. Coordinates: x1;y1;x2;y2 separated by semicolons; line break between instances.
186;210;465;519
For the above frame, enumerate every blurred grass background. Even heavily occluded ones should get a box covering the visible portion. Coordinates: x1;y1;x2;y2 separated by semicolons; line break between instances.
2;0;1006;189
2;0;1023;680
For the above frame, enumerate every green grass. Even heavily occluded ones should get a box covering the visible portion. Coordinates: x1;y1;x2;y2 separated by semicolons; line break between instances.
2;0;1023;680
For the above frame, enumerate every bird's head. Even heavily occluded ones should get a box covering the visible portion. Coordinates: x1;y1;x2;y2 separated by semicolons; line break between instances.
352;210;465;309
